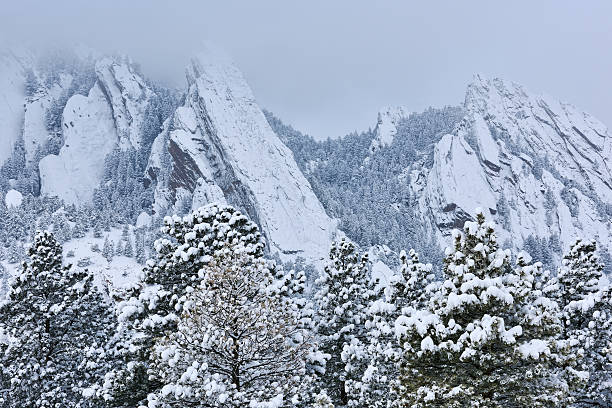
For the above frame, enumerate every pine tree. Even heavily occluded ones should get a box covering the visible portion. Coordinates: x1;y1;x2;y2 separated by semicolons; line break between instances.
6;240;23;263
135;232;146;264
147;246;312;407
314;238;371;406
348;249;434;407
392;210;569;407
102;236;114;262
53;213;72;243
103;204;265;407
556;239;612;406
72;216;87;239
121;224;129;241
93;220;103;239
115;240;123;257
0;231;118;407
123;236;134;258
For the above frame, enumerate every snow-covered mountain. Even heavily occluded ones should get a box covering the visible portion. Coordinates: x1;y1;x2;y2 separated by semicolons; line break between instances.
1;47;610;269
0;48;336;263
410;75;612;256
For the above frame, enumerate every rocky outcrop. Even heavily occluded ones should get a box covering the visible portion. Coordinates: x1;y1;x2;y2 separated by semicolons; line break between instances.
416;75;612;255
39;82;118;203
146;52;337;262
369;106;410;153
38;57;155;204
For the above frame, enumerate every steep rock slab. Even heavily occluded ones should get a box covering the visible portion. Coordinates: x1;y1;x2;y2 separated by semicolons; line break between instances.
95;57;153;150
147;52;337;261
39;82;118;204
39;57;154;204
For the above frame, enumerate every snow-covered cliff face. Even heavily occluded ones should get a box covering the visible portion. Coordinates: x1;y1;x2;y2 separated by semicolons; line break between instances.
146;53;337;261
39;58;155;204
417;75;612;256
39;82;119;203
369;106;411;153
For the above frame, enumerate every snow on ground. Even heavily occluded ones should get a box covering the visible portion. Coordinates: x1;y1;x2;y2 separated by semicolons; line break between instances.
4;189;23;208
2;227;145;301
62;227;143;291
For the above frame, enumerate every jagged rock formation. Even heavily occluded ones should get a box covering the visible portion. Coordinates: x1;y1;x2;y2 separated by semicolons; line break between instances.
146;53;337;261
1;48;610;266
39;57;154;204
416;75;612;255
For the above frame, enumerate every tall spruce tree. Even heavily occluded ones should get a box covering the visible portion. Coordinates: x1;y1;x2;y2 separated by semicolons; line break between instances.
0;231;118;407
391;211;570;407
314;238;372;406
556;239;612;406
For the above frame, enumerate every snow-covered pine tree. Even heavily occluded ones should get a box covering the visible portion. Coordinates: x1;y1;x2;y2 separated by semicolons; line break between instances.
392;210;569;407
115;240;123;257
314;238;372;406
147;245;312;407
0;231;118;407
313;390;335;408
135;231;146;264
123;236;134;258
121;224;129;241
102;204;265;407
53;212;72;243
556;239;612;406
102;236;114;262
557;239;603;306
6;240;23;263
348;249;434;407
72;216;87;239
271;259;325;405
93;220;103;238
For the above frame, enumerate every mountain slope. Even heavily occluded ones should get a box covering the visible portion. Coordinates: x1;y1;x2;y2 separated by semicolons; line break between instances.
272;76;612;266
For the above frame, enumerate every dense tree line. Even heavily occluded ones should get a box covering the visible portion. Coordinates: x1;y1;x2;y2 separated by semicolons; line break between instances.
0;203;609;407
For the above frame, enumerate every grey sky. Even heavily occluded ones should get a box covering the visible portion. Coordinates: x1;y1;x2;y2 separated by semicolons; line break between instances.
2;1;611;139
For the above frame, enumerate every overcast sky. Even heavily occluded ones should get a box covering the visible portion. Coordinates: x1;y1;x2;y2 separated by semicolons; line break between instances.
2;1;611;139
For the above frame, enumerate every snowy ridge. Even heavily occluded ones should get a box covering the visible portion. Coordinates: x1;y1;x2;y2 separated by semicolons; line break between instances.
147;51;337;262
416;75;612;256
